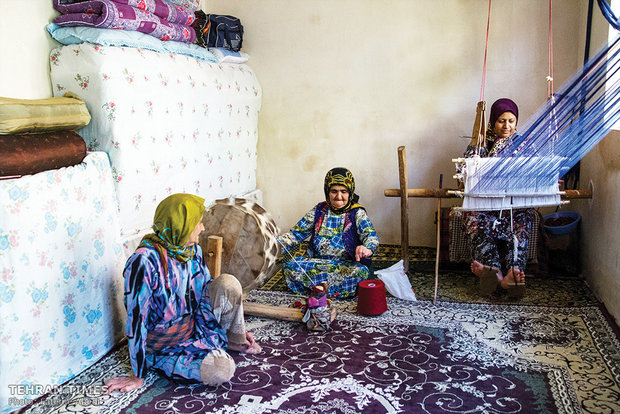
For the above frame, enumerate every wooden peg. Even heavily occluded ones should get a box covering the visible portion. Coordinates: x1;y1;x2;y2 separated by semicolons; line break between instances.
471;100;486;146
206;235;223;278
398;146;409;271
433;174;443;305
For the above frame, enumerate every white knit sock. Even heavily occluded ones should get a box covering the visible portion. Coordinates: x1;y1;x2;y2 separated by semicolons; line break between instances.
199;349;236;386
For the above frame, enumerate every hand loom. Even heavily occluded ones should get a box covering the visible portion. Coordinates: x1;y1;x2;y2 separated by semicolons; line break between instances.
384;32;620;303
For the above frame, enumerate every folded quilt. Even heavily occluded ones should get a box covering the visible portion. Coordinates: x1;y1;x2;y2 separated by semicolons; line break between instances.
0;93;91;135
53;0;196;43
47;24;219;62
163;0;199;11
0;130;86;177
111;0;194;25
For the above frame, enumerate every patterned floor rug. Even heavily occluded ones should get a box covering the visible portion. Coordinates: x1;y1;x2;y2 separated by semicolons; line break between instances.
265;244;598;306
19;246;620;414
21;293;620;414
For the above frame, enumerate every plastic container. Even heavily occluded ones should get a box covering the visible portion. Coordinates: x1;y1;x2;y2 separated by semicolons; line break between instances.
542;211;581;235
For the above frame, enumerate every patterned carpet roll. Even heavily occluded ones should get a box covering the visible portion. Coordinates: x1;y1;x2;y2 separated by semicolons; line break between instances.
0;130;86;177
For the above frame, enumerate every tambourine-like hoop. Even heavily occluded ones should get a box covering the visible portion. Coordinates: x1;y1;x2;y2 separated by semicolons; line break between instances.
199;198;279;297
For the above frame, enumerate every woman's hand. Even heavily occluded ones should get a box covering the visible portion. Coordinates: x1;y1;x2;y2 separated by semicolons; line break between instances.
105;375;144;394
355;245;372;262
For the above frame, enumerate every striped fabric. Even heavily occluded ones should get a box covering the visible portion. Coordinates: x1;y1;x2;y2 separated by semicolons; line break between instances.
146;315;195;353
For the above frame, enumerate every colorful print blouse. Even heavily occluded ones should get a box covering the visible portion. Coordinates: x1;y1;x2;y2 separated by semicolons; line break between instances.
123;244;226;378
279;205;379;260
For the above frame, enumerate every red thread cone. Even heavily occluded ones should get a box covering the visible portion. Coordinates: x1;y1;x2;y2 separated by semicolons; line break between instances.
357;279;388;315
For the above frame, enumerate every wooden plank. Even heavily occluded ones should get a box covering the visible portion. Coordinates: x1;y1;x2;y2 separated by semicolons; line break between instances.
470;100;486;147
433;175;443;304
398;146;409;271
384;188;593;199
206;235;223;278
243;301;304;322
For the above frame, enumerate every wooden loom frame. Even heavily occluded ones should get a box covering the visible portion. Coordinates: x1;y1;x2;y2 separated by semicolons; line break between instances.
384;145;593;304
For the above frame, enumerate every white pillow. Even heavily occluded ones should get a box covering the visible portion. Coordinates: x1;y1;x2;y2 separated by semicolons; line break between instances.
209;47;250;64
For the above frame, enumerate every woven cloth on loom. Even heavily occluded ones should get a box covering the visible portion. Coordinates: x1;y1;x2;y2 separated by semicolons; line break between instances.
447;208;539;264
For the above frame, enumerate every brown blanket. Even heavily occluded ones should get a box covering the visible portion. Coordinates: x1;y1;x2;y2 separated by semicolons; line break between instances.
0;130;86;177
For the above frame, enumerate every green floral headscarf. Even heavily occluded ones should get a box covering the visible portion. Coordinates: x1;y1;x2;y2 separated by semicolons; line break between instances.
138;193;206;266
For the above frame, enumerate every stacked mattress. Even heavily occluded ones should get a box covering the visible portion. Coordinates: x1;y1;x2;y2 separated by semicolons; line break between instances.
49;42;262;243
0;152;126;411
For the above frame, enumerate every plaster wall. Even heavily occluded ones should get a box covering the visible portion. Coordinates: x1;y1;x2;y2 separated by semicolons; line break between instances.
0;0;57;99
577;8;620;323
206;0;587;247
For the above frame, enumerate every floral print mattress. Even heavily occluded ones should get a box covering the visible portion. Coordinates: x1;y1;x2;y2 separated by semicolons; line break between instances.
49;43;262;241
0;152;126;412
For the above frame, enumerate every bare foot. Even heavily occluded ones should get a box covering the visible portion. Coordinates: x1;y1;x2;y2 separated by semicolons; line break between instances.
472;261;502;281
105;375;144;393
500;267;525;289
227;332;262;354
470;260;484;277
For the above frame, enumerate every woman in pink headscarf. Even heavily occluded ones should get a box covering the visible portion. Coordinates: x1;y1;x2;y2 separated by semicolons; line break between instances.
461;98;535;298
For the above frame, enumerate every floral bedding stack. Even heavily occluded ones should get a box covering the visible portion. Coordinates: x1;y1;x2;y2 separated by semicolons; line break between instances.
52;0;201;43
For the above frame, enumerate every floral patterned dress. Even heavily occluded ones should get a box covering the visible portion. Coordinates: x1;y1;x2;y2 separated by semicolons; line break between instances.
278;204;379;299
461;134;536;272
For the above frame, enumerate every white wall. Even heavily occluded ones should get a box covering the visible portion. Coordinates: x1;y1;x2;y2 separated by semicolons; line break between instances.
0;0;58;99
576;1;620;324
206;0;585;246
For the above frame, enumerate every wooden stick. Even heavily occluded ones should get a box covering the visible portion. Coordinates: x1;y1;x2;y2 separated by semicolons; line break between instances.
433;175;443;305
243;301;304;321
243;301;338;324
558;189;594;199
397;146;409;272
384;187;592;199
385;188;461;198
471;101;486;147
206;235;223;278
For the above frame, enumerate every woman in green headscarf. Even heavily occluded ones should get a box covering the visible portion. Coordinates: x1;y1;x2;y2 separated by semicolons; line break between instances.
105;193;261;393
277;168;380;299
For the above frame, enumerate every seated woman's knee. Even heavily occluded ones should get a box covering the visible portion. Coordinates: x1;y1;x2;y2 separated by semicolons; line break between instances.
212;273;242;298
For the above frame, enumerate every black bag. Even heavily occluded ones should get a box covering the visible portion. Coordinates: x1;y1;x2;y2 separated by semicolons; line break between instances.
193;11;243;52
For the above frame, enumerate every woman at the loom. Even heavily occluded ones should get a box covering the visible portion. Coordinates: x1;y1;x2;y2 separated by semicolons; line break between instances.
461;98;535;298
105;194;261;393
277;167;380;299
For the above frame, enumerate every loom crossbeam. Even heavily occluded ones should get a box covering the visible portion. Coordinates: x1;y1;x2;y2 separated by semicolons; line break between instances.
383;187;592;200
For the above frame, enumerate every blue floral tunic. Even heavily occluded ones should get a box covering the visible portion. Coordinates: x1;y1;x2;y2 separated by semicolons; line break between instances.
278;204;379;299
123;244;227;381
